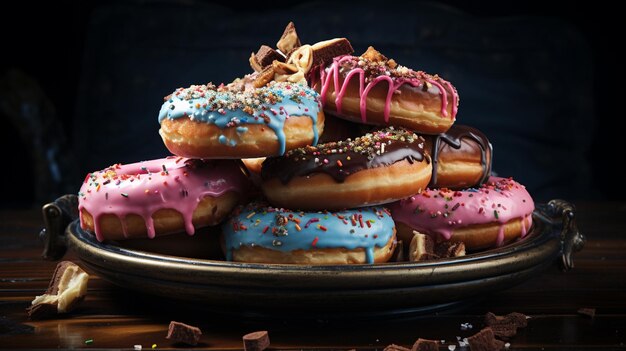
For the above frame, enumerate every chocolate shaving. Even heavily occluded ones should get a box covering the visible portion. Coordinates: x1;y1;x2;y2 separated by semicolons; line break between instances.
411;338;439;351
467;327;504;351
577;307;596;318
255;45;285;69
384;344;411;351
311;38;354;68
277;22;301;54
166;321;202;346
243;330;270;351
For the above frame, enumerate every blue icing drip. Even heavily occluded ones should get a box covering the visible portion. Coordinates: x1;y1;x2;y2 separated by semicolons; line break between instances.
222;204;395;264
218;135;227;145
158;82;321;155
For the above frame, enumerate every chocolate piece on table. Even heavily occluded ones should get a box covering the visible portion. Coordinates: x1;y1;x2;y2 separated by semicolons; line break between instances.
490;323;517;340
485;312;528;328
311;38;354;68
243;330;270;351
255;45;285;68
409;232;438;262
166;321;202;346
411;338;439;351
577;307;596;318
384;344;410;351
434;241;466;258
27;261;89;320
277;22;301;54
467;327;503;351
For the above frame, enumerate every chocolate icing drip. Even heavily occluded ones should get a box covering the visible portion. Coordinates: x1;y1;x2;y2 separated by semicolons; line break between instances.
262;128;428;184
429;125;493;187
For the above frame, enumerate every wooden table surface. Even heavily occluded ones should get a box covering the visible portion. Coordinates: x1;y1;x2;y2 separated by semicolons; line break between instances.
1;203;625;350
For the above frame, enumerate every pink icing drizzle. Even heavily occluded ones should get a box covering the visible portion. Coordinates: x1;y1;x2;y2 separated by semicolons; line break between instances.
389;177;534;247
78;157;249;241
316;55;459;122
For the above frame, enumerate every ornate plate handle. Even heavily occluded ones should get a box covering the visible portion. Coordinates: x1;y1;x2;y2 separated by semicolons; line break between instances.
545;199;585;271
39;194;78;260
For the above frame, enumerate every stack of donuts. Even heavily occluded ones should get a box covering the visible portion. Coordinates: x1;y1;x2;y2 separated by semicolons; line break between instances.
77;23;535;265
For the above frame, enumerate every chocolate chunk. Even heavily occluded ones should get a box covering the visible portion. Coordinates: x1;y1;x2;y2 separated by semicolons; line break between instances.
311;38;354;68
255;45;285;69
243;330;270;351
493;339;506;350
277;22;301;54
490;323;517;340
485;312;528;328
411;338;439;351
577;307;596;318
384;344;411;351
409;232;438;262
27;261;89;320
361;46;388;62
166;321;202;346
253;65;275;88
467;328;503;351
434;241;466;258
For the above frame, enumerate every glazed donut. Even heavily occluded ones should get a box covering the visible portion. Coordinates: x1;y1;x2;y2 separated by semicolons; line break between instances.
78;157;250;242
424;125;492;189
310;47;459;134
389;177;534;251
261;127;432;210
222;203;396;264
158;80;325;158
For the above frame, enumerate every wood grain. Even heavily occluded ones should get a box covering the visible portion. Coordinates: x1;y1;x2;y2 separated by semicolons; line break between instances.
0;203;625;349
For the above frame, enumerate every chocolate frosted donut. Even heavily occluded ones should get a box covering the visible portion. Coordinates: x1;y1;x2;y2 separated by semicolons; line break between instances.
261;127;432;210
425;125;493;189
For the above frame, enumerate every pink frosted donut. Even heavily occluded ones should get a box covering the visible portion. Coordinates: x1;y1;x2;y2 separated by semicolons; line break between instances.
389;177;534;250
78;157;250;242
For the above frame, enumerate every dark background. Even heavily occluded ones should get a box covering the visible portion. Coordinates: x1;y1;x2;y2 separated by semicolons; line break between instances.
1;0;623;208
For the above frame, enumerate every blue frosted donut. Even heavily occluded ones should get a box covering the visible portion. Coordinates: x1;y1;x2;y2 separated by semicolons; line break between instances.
158;79;324;159
222;202;396;264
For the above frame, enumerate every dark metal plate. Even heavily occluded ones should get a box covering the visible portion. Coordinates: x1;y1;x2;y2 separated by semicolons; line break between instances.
50;199;583;317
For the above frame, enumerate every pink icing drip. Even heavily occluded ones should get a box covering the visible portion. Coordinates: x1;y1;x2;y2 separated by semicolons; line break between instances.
425;78;448;118
389;177;534;247
520;214;532;238
444;81;459;118
318;55;459;122
78;157;249;241
496;225;505;247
